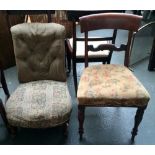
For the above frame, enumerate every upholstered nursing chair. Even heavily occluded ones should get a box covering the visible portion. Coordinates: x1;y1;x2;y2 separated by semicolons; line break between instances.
5;23;72;135
77;13;150;142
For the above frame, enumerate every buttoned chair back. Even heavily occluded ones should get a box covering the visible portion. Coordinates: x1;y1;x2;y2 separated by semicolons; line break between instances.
11;23;66;83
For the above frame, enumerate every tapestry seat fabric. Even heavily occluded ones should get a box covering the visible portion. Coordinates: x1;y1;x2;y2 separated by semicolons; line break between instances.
77;64;150;106
6;80;72;128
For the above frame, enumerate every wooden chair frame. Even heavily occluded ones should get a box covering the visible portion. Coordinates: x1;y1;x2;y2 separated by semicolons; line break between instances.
77;13;147;142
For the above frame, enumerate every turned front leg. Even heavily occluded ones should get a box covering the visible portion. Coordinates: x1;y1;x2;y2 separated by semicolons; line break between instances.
131;106;147;142
78;105;85;140
63;120;69;137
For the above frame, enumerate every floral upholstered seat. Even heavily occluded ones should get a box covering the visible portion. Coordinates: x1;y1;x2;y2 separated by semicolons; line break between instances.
6;80;72;128
77;64;150;107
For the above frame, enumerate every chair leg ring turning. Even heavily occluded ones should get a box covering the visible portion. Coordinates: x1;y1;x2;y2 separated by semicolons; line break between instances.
131;106;147;142
78;105;85;140
63;120;69;137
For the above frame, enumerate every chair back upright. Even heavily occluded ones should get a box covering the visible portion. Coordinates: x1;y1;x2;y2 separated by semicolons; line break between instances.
10;23;66;83
79;13;142;67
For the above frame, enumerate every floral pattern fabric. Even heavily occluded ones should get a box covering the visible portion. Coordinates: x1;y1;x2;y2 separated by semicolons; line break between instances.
77;64;150;107
5;80;72;128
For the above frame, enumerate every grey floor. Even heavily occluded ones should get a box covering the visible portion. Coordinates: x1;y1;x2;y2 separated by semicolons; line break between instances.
0;16;155;145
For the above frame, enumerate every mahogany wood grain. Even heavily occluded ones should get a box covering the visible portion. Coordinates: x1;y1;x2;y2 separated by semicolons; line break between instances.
80;13;142;33
78;13;144;142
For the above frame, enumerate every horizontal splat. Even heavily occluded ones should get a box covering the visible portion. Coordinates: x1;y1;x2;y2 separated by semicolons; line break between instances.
88;43;127;52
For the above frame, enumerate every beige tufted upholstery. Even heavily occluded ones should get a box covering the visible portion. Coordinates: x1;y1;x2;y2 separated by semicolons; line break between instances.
11;23;66;83
6;23;72;128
